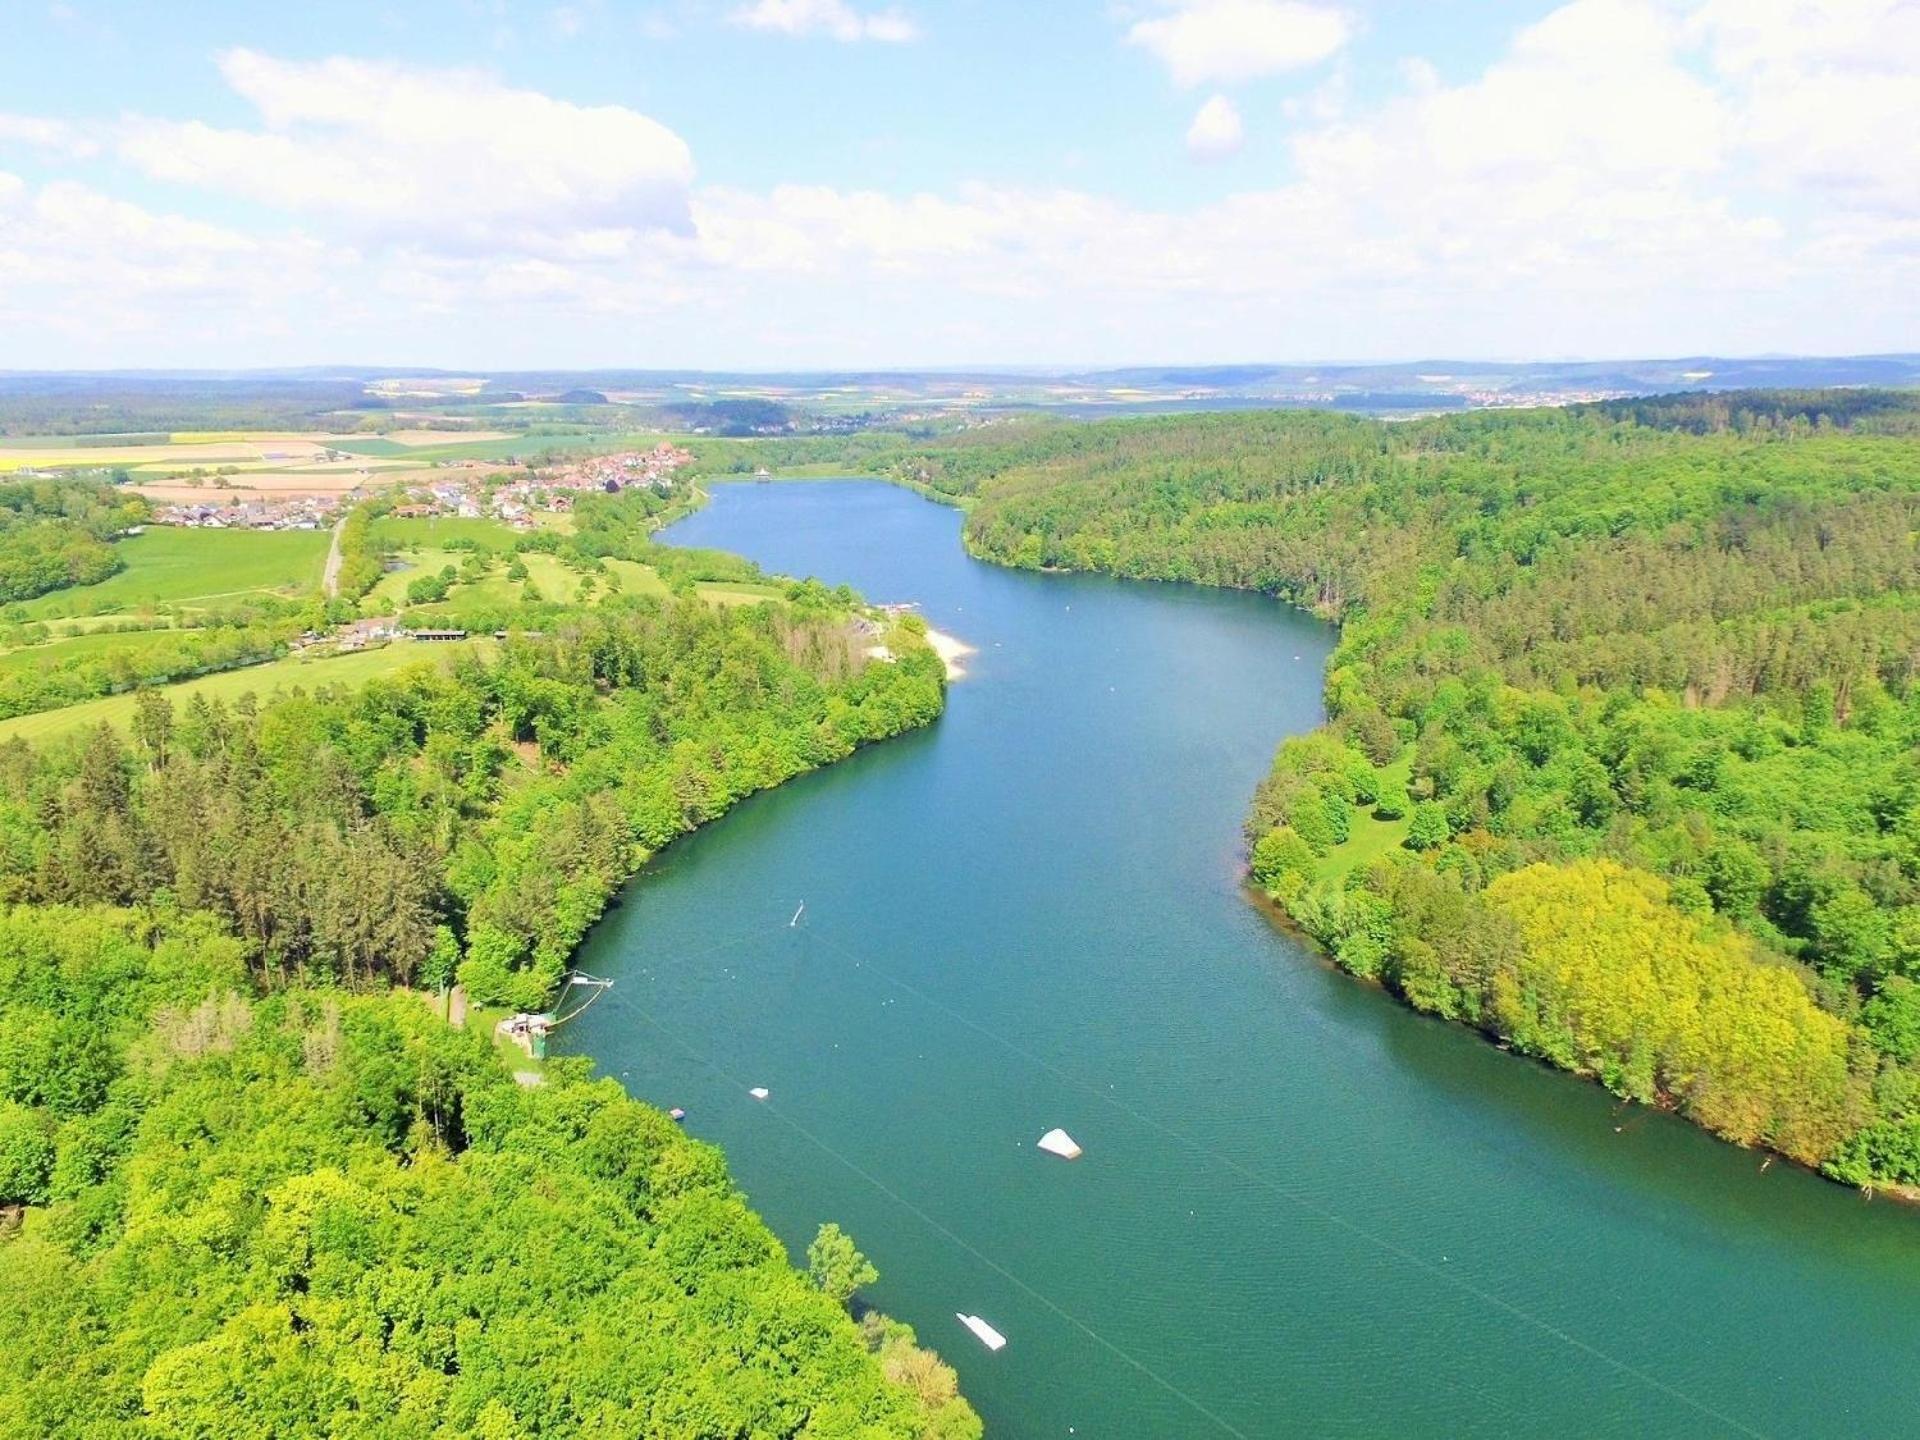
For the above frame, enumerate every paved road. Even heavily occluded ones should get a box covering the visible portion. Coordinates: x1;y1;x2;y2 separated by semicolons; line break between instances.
322;513;347;597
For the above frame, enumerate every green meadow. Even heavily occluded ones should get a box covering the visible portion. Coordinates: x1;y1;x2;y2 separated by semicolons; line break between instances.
0;640;490;746
12;527;329;619
368;515;532;550
1309;751;1416;886
0;626;191;678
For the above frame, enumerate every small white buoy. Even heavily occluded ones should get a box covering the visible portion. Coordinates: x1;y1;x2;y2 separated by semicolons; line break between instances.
956;1313;1007;1351
1036;1128;1083;1160
749;1087;770;1101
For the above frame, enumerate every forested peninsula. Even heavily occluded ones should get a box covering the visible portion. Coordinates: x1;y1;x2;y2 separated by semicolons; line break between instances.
875;391;1920;1191
0;555;973;1433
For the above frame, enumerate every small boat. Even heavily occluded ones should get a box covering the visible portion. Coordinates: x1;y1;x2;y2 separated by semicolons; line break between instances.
956;1313;1007;1351
669;1107;686;1122
1037;1128;1083;1160
748;1087;770;1101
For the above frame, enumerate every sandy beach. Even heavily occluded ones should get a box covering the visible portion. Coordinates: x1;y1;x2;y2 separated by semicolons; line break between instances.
923;626;976;680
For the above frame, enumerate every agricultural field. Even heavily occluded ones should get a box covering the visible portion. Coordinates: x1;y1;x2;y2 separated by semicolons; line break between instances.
10;526;329;620
0;427;574;503
0;638;491;746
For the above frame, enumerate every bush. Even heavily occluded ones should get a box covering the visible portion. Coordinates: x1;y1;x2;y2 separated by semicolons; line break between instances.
0;1101;54;1206
1322;790;1351;845
1406;802;1450;851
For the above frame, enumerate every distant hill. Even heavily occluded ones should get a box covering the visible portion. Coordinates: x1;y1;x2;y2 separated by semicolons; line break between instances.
3;354;1914;434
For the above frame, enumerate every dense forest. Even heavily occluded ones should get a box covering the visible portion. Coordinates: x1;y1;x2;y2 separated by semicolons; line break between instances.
881;390;1920;1188
0;572;967;1434
0;906;977;1437
0;597;945;1009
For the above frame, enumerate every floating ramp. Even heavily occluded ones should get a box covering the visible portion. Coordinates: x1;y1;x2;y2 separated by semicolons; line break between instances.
956;1313;1007;1351
748;1087;770;1101
1037;1127;1083;1160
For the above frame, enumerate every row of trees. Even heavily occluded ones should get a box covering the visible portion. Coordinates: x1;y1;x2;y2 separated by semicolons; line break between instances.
0;609;309;719
905;391;1920;1186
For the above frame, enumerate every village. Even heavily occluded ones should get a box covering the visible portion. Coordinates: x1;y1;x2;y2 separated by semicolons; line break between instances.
151;441;694;531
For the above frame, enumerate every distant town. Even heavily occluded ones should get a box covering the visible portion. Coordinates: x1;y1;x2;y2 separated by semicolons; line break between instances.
152;442;694;531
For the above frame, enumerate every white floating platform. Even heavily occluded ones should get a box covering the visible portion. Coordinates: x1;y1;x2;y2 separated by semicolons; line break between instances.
956;1313;1007;1351
1037;1127;1083;1160
748;1087;770;1101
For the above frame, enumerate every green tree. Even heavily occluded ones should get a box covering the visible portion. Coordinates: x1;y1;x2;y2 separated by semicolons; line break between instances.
1704;838;1768;919
1251;827;1315;889
0;1101;54;1206
1406;802;1450;852
808;1222;878;1308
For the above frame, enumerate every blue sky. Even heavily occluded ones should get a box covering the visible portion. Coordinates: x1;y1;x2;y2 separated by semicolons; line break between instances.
0;0;1913;369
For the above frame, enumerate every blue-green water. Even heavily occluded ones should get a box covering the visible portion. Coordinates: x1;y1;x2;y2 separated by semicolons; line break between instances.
564;480;1920;1438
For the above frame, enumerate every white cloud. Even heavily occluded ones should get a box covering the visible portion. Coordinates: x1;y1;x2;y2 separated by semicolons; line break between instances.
1185;95;1244;159
4;0;1919;366
1694;0;1920;213
118;50;695;250
682;0;1914;355
0;173;343;355
1128;0;1349;87
730;0;917;43
0;113;99;159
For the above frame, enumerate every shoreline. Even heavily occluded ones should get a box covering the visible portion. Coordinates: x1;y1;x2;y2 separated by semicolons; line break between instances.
922;625;975;680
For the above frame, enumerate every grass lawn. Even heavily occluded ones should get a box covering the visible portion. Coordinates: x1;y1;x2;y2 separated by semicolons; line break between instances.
0;641;490;747
370;515;521;551
516;552;578;598
363;513;780;621
369;545;593;611
15;528;329;620
1315;750;1416;885
604;557;669;597
365;547;467;609
695;581;787;606
367;540;756;614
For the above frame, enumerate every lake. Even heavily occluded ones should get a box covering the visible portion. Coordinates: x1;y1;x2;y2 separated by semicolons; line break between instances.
563;479;1920;1438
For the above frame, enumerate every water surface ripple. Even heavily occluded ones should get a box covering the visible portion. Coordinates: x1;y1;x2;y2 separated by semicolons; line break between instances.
564;480;1920;1438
